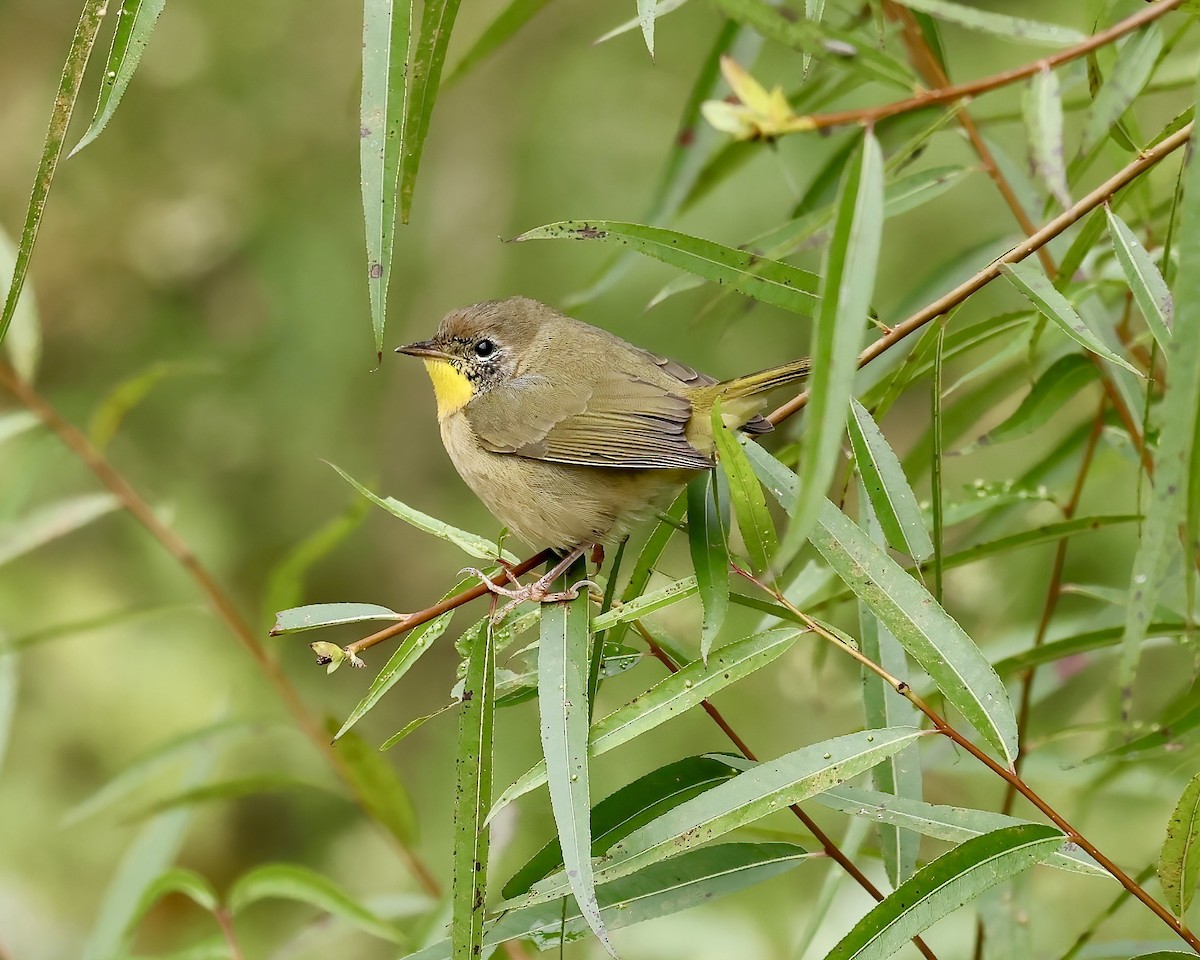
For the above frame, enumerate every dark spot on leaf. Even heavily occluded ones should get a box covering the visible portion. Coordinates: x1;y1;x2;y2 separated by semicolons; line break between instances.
369;262;383;279
360;126;372;138
462;689;474;701
677;127;695;147
778;6;799;20
574;224;608;239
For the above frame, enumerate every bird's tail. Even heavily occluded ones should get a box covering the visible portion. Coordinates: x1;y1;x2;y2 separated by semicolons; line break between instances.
716;357;812;400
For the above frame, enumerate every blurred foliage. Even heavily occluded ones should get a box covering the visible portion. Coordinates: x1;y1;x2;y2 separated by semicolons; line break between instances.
4;0;1200;958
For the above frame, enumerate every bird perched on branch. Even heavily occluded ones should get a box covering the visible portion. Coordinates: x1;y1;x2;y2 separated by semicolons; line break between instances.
398;296;810;603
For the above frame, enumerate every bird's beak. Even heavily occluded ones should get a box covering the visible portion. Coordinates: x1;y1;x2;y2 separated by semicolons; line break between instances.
395;340;453;360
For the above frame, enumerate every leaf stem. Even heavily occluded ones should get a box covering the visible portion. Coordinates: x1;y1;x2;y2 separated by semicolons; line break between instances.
735;567;1200;954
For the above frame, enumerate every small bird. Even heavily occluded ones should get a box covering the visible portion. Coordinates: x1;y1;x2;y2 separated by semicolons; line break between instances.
397;297;810;601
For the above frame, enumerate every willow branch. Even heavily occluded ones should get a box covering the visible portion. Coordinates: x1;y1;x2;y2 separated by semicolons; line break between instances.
0;363;442;898
797;0;1182;133
736;567;1200;954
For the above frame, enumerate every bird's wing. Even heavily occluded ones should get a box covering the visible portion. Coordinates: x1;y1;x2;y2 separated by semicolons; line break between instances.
464;364;712;470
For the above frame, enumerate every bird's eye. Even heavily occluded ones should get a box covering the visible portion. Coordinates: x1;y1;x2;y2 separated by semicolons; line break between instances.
474;339;496;359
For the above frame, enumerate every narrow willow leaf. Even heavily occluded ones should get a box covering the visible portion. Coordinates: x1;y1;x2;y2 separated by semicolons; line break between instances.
445;0;554;86
1159;770;1200;918
817;786;1105;877
228;863;404;943
63;718;254;827
1107;206;1173;350
825;824;1064;960
0;493;119;569
1023;66;1070;208
487;627;802;819
517;727;923;904
83;753;213;960
688;471;730;660
69;0;166;156
0;227;40;383
88;361;208;453
381;701;457;749
122;868;219;936
334;607;456;739
1081;25;1163;152
591;576;697;632
963;354;1098;451
132;775;338;819
271;602;403;635
637;0;657;55
399;0;463;223
710;0;913;89
784;131;883;560
802;0;826;73
604;494;685;647
332;728;419;846
0;648;15;776
407;843;812;960
894;0;1084;45
538;559;611;953
361;0;412;356
1000;261;1142;376
502;754;741;900
516;220;819;315
0;0;108;348
328;462;517;561
848;399;933;561
992;622;1188;680
451;620;494;959
746;443;1020;765
712;410;777;572
1119;71;1200;723
857;495;922;886
596;0;689;44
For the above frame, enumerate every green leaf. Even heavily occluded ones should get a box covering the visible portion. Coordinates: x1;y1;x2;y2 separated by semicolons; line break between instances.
1159;770;1200;918
228;863;404;943
595;0;689;44
538;556;611;953
514;220;819;315
992;622;1188;680
602;494;685;647
688;471;730;660
69;0;166;157
746;443;1020;765
334;606;456;740
502;754;741;900
488;627;802;820
1000;261;1142;376
824;824;1064;960
270;602;404;635
83;752;213;960
784;130;883;560
122;867;219;936
1107;206;1173;351
1023;65;1070;208
848;398;933;562
0;411;39;447
444;0;555;86
710;0;914;89
0;647;15;777
816;786;1104;877
637;0;657;54
332;727;419;846
0;493;119;569
515;727;923;904
399;0;463;223
591;575;698;632
88;361;209;453
451;620;495;959
0;226;40;383
406;843;812;959
1081;25;1163;152
712;410;778;573
1119;70;1200;724
893;0;1084;45
328;462;517;562
962;354;1098;451
132;775;338;819
0;0;108;349
360;0;412;355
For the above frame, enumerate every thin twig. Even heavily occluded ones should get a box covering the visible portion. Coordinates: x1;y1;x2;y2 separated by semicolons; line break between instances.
214;909;246;960
736;568;1200;954
630;620;942;960
0;363;443;898
767;122;1193;428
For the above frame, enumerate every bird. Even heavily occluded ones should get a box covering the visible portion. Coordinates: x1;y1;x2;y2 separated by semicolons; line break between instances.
397;296;810;603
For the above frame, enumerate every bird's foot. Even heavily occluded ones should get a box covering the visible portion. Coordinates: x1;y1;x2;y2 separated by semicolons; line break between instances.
460;567;597;616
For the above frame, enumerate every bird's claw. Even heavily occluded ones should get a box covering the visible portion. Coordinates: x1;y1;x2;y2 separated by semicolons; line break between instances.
461;567;597;618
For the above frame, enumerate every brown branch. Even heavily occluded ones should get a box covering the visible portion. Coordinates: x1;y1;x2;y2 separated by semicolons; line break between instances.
736;568;1200;954
767;122;1193;428
0;363;442;899
797;0;1182;133
631;620;942;960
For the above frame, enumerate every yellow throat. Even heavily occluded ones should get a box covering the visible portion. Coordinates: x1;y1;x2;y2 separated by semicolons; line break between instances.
422;359;475;420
